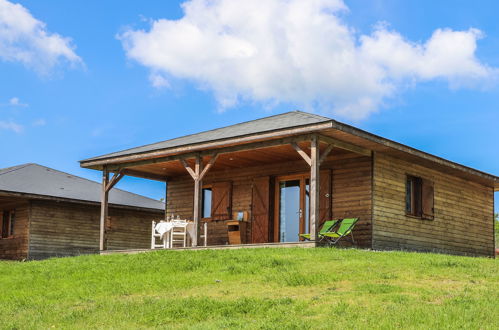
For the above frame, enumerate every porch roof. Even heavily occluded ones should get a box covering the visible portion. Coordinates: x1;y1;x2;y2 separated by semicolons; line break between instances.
79;111;499;191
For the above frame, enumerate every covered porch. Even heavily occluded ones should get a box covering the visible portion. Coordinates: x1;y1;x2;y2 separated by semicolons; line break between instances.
81;130;372;252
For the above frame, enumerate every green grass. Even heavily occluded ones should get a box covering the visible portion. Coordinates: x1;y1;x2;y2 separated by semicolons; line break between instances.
0;248;498;329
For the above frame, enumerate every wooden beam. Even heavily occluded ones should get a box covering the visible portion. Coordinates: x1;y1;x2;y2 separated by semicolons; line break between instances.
318;134;371;156
106;170;124;192
180;159;198;180
105;134;313;171
291;142;311;166
309;135;320;242
192;154;203;247
122;169;167;182
198;153;219;181
99;167;109;251
318;144;334;165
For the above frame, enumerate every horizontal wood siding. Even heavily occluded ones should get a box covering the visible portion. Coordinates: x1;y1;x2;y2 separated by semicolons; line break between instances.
373;153;494;257
167;152;372;247
0;204;30;260
332;155;372;248
28;200;162;259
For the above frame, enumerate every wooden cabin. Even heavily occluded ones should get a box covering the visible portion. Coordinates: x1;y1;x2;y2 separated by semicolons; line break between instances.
0;164;164;260
80;111;499;257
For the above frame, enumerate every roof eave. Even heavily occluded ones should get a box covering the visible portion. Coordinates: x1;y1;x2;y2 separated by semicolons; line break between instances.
327;119;499;185
80;116;499;188
79;121;334;169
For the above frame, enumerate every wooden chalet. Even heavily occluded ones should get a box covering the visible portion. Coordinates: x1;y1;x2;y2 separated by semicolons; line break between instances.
0;164;164;260
80;111;499;257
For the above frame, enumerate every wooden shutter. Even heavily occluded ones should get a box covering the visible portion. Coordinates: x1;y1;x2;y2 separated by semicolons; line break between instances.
319;169;332;228
0;211;4;238
251;177;271;243
1;211;9;238
421;179;434;220
211;181;232;220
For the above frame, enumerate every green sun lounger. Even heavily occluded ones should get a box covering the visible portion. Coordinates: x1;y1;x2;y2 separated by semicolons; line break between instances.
322;218;358;245
299;220;340;241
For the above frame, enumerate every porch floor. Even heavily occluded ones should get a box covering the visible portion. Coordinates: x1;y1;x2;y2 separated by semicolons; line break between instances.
101;241;317;255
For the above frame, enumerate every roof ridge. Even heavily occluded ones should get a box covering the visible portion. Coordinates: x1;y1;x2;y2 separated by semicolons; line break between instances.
293;110;332;121
0;163;33;176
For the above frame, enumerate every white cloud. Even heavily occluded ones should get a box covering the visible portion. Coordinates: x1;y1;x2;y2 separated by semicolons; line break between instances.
119;0;497;120
8;97;28;107
149;72;170;89
0;120;22;133
32;118;46;126
0;0;82;74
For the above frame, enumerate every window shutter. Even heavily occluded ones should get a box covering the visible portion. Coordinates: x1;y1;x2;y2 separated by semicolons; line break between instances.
0;211;4;237
251;177;270;243
211;181;232;220
1;211;9;238
421;179;434;220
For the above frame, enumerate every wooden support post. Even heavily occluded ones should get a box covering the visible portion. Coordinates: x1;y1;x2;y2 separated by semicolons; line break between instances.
164;180;168;219
192;154;203;247
181;153;218;247
310;135;320;242
100;166;110;251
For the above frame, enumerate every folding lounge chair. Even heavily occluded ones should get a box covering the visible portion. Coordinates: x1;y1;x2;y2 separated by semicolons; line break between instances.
299;220;340;241
322;218;358;245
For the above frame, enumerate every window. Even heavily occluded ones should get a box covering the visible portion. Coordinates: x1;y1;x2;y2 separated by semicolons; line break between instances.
202;187;212;219
406;176;422;216
406;175;434;220
201;182;232;220
1;210;15;238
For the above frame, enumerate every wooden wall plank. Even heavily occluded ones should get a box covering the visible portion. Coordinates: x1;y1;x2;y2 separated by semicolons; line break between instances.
167;153;373;247
0;203;30;260
27;200;163;260
372;153;494;257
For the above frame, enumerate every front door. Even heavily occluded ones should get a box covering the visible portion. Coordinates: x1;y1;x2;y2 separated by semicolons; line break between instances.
274;174;310;242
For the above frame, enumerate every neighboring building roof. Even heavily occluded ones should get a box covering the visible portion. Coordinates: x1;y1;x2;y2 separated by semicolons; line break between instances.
83;111;331;162
0;164;164;210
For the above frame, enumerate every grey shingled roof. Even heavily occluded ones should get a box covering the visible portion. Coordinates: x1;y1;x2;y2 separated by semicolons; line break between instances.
83;111;331;162
0;164;164;210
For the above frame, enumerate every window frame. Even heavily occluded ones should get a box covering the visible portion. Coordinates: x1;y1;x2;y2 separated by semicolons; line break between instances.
1;209;16;239
405;175;422;217
201;184;213;221
405;174;434;220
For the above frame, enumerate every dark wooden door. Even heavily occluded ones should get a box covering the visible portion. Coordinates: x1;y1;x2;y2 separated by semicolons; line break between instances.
251;176;271;243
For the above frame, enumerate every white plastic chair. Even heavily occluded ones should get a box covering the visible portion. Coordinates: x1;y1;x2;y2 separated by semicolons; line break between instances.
151;220;169;249
170;220;188;248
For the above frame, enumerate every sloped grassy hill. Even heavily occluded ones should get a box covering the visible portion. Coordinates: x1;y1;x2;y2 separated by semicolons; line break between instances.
0;248;498;329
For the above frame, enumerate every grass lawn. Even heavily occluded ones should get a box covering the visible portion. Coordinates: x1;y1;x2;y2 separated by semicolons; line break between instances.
0;248;498;329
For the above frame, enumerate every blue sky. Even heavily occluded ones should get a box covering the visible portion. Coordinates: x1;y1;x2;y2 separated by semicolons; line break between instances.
0;0;498;211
